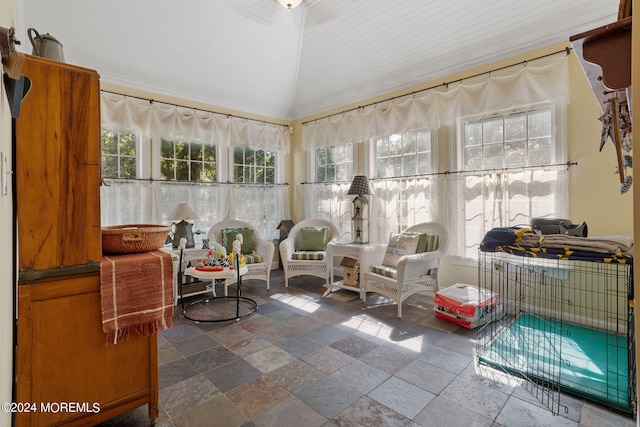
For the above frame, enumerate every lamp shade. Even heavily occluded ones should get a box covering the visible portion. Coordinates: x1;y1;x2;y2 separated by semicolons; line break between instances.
347;175;373;195
168;203;199;221
278;0;302;9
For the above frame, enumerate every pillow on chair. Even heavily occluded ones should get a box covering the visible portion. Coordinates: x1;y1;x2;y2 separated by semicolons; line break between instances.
382;233;420;267
298;227;328;251
222;228;254;254
403;232;439;253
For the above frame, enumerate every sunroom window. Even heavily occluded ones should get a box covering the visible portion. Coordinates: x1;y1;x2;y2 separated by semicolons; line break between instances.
160;138;217;182
454;103;567;259
101;129;137;179
233;147;276;184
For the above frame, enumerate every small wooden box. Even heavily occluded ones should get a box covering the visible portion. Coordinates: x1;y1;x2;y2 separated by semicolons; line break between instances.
341;257;360;287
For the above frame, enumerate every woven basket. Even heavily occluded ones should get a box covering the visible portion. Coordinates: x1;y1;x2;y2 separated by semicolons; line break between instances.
102;224;171;254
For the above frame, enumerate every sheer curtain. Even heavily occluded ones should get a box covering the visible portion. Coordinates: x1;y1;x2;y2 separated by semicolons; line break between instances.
304;182;352;240
101;93;290;152
301;55;569;149
370;177;439;242
100;93;291;241
301;54;570;256
101;180;287;241
443;169;569;259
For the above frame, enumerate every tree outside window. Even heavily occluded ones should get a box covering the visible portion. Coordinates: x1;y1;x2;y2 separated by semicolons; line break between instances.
160;138;216;181
233;147;276;184
101;129;137;179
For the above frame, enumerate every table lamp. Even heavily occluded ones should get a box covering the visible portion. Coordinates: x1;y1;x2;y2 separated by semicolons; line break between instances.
347;175;373;244
168;203;198;248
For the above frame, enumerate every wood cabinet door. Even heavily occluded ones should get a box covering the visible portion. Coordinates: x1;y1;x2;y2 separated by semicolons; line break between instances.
16;275;158;426
16;55;102;274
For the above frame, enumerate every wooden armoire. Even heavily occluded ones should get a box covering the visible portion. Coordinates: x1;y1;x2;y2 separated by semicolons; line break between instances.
14;55;158;426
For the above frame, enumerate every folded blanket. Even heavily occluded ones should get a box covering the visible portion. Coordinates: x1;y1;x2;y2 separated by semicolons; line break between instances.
481;227;634;262
100;250;174;345
519;234;634;257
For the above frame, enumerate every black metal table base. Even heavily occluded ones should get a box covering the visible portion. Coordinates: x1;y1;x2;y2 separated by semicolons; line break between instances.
182;295;258;323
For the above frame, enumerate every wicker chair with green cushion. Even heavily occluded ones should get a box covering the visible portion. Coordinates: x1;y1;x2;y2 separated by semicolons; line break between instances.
208;219;275;295
279;219;340;288
363;222;449;318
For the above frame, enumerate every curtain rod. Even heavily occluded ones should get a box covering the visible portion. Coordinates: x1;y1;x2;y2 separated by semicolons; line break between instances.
102;177;289;187
100;89;288;129
301;47;572;126
300;161;577;184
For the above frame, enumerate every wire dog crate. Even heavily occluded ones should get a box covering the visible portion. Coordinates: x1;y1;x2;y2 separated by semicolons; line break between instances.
476;251;636;415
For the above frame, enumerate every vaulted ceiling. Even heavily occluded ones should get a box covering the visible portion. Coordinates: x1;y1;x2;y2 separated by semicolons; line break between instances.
20;0;620;121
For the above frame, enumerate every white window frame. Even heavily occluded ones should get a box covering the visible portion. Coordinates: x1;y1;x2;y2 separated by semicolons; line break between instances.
307;143;357;183
450;102;568;262
227;146;281;184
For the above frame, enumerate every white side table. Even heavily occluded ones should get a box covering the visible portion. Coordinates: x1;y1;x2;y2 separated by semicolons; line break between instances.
326;241;386;300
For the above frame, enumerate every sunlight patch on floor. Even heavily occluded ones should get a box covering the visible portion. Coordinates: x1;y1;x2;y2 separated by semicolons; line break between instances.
342;313;423;353
269;292;321;313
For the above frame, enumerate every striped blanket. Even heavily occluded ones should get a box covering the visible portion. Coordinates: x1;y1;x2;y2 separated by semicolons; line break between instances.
100;250;174;345
480;227;633;263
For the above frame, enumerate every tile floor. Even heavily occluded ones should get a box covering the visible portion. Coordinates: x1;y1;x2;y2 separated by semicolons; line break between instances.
99;269;636;427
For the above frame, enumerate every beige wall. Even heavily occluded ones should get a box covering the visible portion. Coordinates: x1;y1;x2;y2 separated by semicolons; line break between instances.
290;41;634;287
0;0;18;424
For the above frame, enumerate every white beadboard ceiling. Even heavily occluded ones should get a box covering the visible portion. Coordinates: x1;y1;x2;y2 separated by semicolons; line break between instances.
19;0;619;121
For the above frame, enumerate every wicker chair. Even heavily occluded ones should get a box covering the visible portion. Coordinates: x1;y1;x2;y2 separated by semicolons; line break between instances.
363;222;449;318
279;219;340;288
208;219;275;295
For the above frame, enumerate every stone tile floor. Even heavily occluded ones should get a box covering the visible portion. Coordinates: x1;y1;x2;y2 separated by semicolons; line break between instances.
98;269;636;426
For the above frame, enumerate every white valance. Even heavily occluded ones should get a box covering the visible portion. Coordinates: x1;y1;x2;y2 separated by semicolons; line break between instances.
302;55;569;150
101;93;291;152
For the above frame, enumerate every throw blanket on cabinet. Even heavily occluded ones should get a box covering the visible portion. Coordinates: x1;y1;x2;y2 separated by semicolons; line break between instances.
100;250;174;345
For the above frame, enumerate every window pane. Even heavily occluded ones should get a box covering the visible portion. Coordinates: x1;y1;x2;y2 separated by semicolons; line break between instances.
102;156;117;177
504;140;527;168
102;131;117;155
462;105;552;171
483;142;503;169
483;117;503;143
315;144;353;183
464;121;482;147
120;157;137;178
190;162;202;181
176;160;189;180
160;139;174;158
161;159;175;180
190;143;203;161
505;112;526;141
101;130;137;179
175;141;189;160
375;128;431;178
202;163;216;182
203;145;216;162
528;107;551;137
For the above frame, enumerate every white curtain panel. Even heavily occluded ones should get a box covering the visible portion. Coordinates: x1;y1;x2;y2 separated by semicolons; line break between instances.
101;93;291;152
101;180;285;240
445;169;569;259
304;182;352;240
301;56;569;150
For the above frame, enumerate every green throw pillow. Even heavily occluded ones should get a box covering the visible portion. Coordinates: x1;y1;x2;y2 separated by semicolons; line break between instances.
404;232;428;253
222;228;254;254
298;226;328;251
402;232;439;253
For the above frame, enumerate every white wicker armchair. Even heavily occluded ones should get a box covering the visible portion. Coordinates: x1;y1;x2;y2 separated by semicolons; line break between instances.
208;219;275;295
363;222;449;318
279;219;340;288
